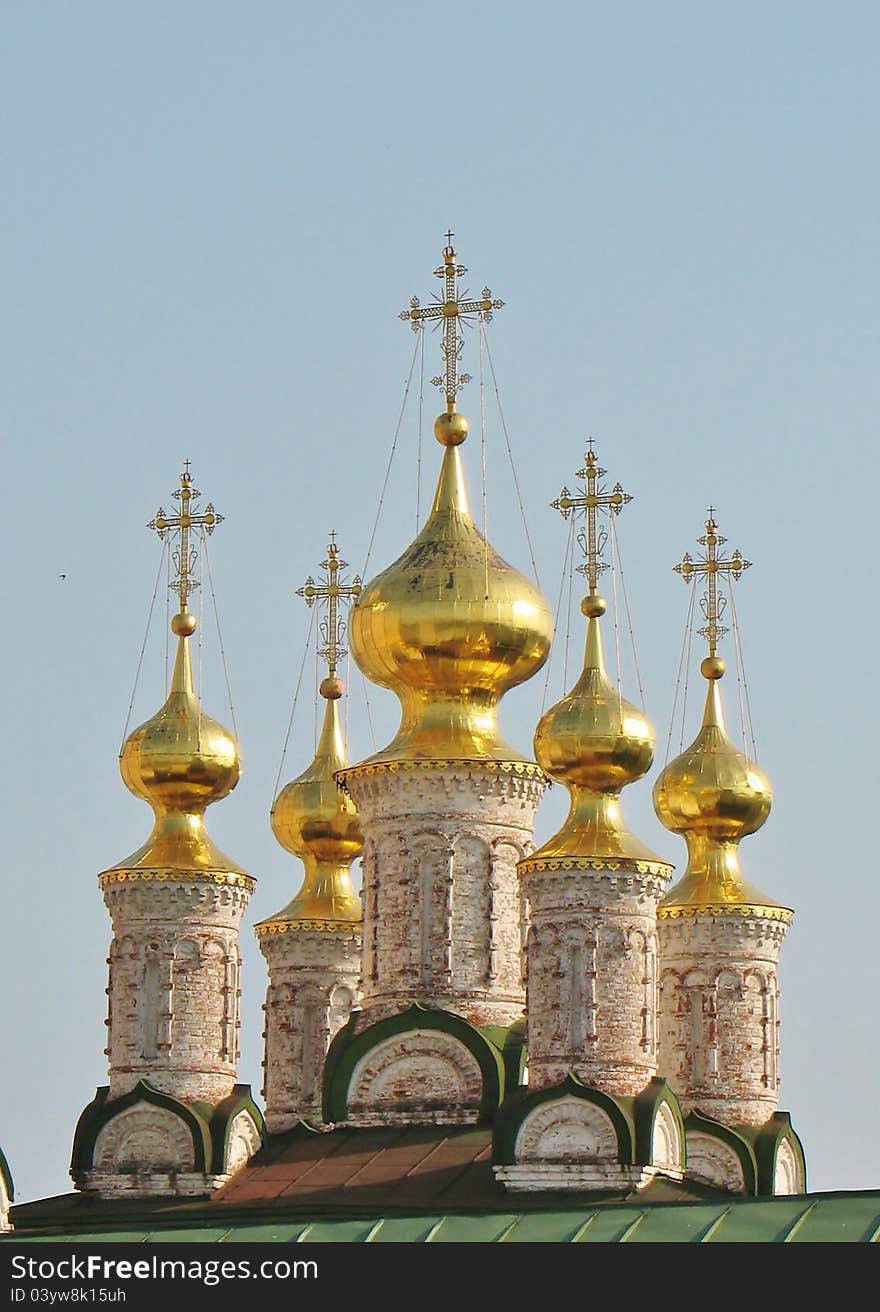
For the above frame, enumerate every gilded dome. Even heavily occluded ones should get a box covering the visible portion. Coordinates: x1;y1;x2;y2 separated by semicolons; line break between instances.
526;609;670;869
105;617;247;878
654;673;786;915
264;682;363;926
350;431;553;763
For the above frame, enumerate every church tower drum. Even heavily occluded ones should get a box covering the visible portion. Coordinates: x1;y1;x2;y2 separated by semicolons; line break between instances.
256;536;364;1133
72;467;262;1199
337;238;553;1033
518;445;673;1096
653;513;793;1132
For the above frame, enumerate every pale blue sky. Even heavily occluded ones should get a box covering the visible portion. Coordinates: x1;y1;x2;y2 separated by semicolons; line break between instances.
2;2;878;1201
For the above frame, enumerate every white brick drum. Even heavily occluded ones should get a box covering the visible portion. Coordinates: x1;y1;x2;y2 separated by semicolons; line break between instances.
101;874;252;1104
657;910;789;1126
340;762;546;1029
521;863;669;1095
258;924;362;1132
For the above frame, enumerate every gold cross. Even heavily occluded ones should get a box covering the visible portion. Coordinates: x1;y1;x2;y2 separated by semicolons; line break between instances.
296;535;362;678
551;440;632;599
148;464;222;612
400;235;504;413
674;509;750;657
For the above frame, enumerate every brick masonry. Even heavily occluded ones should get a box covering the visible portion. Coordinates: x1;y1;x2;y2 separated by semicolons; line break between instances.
657;911;789;1126
102;877;252;1105
343;764;546;1031
259;924;362;1132
521;865;670;1096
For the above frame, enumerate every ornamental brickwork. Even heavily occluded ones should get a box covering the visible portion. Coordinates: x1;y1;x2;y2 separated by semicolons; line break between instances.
258;924;361;1132
341;762;545;1030
101;876;252;1104
657;911;789;1126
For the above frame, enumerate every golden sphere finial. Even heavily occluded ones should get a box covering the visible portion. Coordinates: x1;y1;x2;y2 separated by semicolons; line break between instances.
434;411;469;446
701;654;726;680
171;611;197;637
581;594;607;618
320;675;344;700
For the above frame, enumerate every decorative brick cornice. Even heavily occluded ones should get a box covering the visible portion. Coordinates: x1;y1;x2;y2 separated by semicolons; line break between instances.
338;757;547;787
518;855;672;879
99;869;255;893
657;903;793;925
255;918;363;938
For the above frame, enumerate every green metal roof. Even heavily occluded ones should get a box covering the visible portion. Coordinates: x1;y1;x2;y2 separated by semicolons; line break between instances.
5;1191;879;1243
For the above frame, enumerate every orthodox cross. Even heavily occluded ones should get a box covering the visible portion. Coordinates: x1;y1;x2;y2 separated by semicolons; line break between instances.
148;464;222;612
296;533;362;678
551;440;632;598
674;509;750;657
400;233;504;413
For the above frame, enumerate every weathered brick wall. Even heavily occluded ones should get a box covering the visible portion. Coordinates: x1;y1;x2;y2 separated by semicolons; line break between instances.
258;925;361;1132
345;1028;486;1126
345;764;545;1029
102;877;251;1104
523;866;668;1096
657;912;788;1126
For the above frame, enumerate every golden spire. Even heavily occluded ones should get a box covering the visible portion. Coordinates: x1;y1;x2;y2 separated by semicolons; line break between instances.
101;465;248;887
654;511;790;920
259;534;363;932
348;239;552;766
400;230;503;418
523;442;668;872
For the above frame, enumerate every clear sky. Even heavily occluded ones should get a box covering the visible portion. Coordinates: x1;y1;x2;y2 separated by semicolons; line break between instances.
2;2;878;1202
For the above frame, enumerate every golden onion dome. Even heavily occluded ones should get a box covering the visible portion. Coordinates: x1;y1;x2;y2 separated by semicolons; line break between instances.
105;612;247;879
350;414;553;763
526;600;669;868
262;676;363;927
654;666;786;915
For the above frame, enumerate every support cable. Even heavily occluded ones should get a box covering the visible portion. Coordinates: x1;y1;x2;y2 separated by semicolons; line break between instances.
609;518;624;722
728;583;759;763
362;332;421;579
609;514;647;710
479;322;489;597
563;519;576;690
540;514;575;717
120;538;169;753
416;327;425;533
272;604;316;800
201;535;239;743
664;583;697;767
481;326;541;586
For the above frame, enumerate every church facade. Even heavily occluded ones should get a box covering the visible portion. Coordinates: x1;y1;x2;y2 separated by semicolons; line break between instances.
2;239;816;1238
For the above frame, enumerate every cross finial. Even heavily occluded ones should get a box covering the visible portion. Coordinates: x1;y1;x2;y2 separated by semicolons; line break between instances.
148;464;223;616
400;234;504;414
296;534;362;686
673;508;751;665
550;439;633;604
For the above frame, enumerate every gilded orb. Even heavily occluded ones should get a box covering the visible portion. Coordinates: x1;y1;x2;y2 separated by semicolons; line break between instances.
581;594;607;617
171;611;197;637
700;654;726;680
320;675;344;700
433;410;469;446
